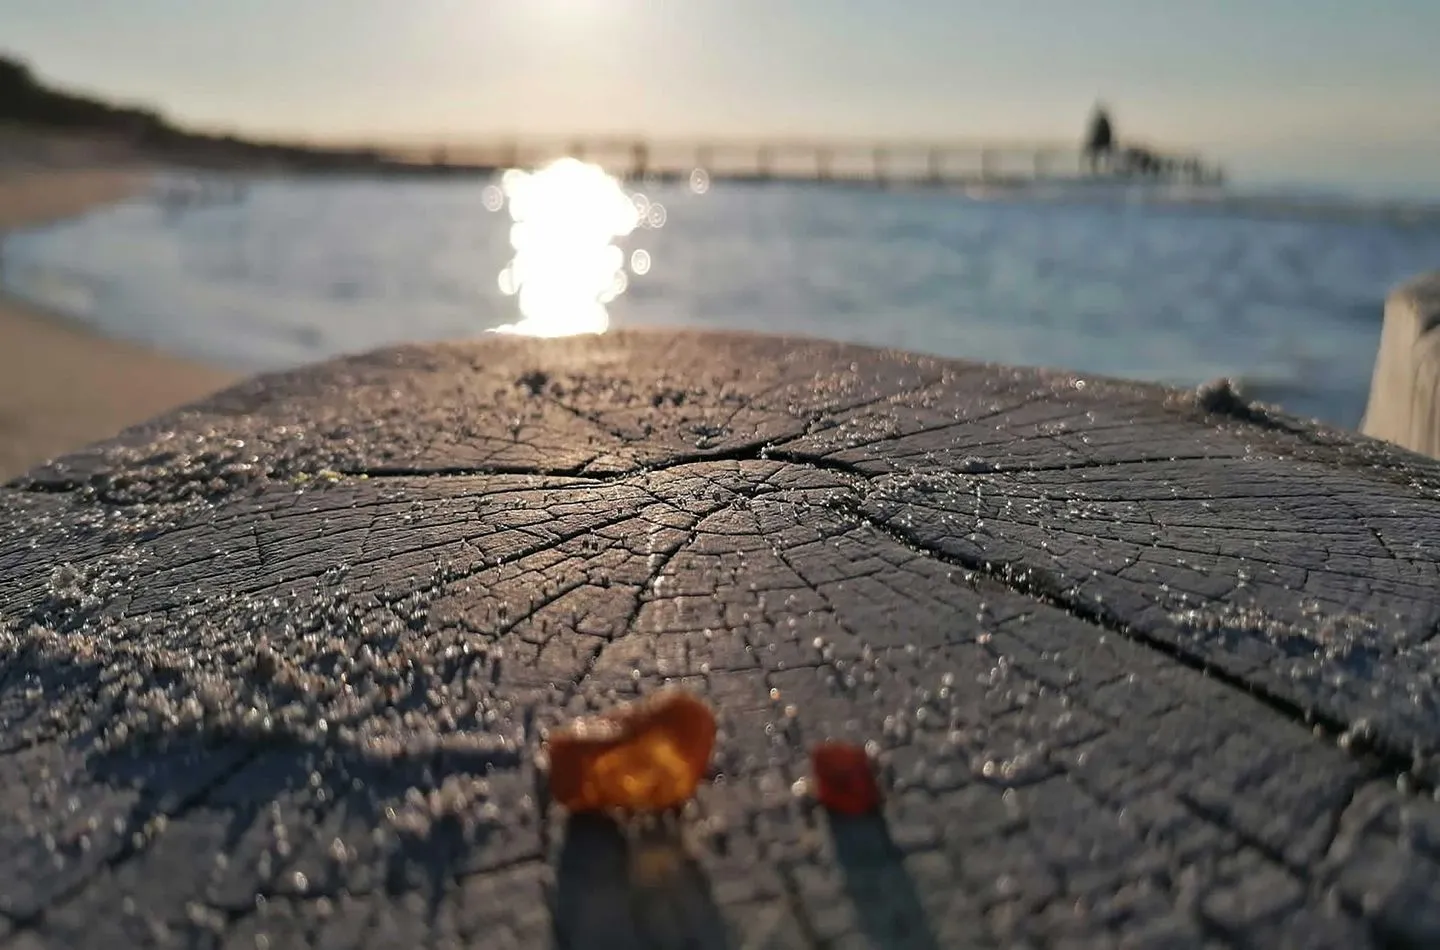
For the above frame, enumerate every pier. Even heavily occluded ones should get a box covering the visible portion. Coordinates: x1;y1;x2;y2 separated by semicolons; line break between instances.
388;135;1224;187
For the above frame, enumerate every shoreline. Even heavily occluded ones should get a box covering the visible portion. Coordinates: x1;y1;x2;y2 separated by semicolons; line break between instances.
0;164;241;480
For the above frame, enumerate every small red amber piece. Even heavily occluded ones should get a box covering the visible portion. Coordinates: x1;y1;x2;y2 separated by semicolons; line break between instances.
810;741;881;815
546;690;717;813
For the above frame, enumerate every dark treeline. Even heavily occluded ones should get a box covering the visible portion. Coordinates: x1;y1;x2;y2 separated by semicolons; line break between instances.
0;53;434;173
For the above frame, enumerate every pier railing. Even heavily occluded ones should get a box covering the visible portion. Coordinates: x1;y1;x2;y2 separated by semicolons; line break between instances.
376;135;1223;186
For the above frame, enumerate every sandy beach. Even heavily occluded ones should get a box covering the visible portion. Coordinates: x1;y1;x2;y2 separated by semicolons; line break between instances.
0;163;240;480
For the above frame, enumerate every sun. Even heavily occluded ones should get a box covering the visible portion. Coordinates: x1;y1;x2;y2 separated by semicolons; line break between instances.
488;158;643;338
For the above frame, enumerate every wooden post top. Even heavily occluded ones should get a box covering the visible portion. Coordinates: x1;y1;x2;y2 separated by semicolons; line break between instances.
2;329;1433;946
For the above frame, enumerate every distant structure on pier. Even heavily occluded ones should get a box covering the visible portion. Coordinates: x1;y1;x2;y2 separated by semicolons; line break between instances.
1084;103;1115;174
1081;101;1212;185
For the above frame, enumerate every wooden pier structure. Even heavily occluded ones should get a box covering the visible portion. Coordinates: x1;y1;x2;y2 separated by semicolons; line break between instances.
394;135;1224;187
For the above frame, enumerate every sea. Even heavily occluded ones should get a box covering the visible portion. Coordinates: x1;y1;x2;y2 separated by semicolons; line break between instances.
5;161;1440;430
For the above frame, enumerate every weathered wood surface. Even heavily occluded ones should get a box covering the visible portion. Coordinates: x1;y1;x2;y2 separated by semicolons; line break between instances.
4;329;1440;948
1363;271;1440;459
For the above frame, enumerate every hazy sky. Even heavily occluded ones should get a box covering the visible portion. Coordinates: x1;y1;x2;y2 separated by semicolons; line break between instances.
5;0;1439;192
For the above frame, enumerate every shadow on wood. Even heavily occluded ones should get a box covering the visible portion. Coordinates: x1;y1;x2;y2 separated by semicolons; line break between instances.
827;813;941;950
555;815;729;950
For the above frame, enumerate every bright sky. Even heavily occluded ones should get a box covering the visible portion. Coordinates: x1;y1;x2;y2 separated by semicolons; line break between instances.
5;0;1439;194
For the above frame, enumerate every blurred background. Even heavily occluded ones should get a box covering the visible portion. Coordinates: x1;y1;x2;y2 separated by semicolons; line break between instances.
2;0;1439;475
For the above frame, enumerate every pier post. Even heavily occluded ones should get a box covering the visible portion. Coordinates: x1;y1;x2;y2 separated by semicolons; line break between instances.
816;147;833;181
757;145;774;180
979;148;995;182
631;141;649;181
927;148;943;185
873;146;888;186
1362;273;1440;457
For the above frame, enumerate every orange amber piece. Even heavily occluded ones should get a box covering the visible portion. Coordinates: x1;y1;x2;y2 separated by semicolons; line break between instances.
811;741;881;815
546;690;717;813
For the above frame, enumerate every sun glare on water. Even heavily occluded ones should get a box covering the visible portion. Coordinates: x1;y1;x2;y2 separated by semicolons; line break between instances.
487;157;661;338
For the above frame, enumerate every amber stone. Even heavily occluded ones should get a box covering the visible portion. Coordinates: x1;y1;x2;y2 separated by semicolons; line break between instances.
810;741;881;815
546;690;717;813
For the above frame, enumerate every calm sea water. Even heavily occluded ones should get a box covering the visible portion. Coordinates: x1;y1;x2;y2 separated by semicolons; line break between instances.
6;167;1440;429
